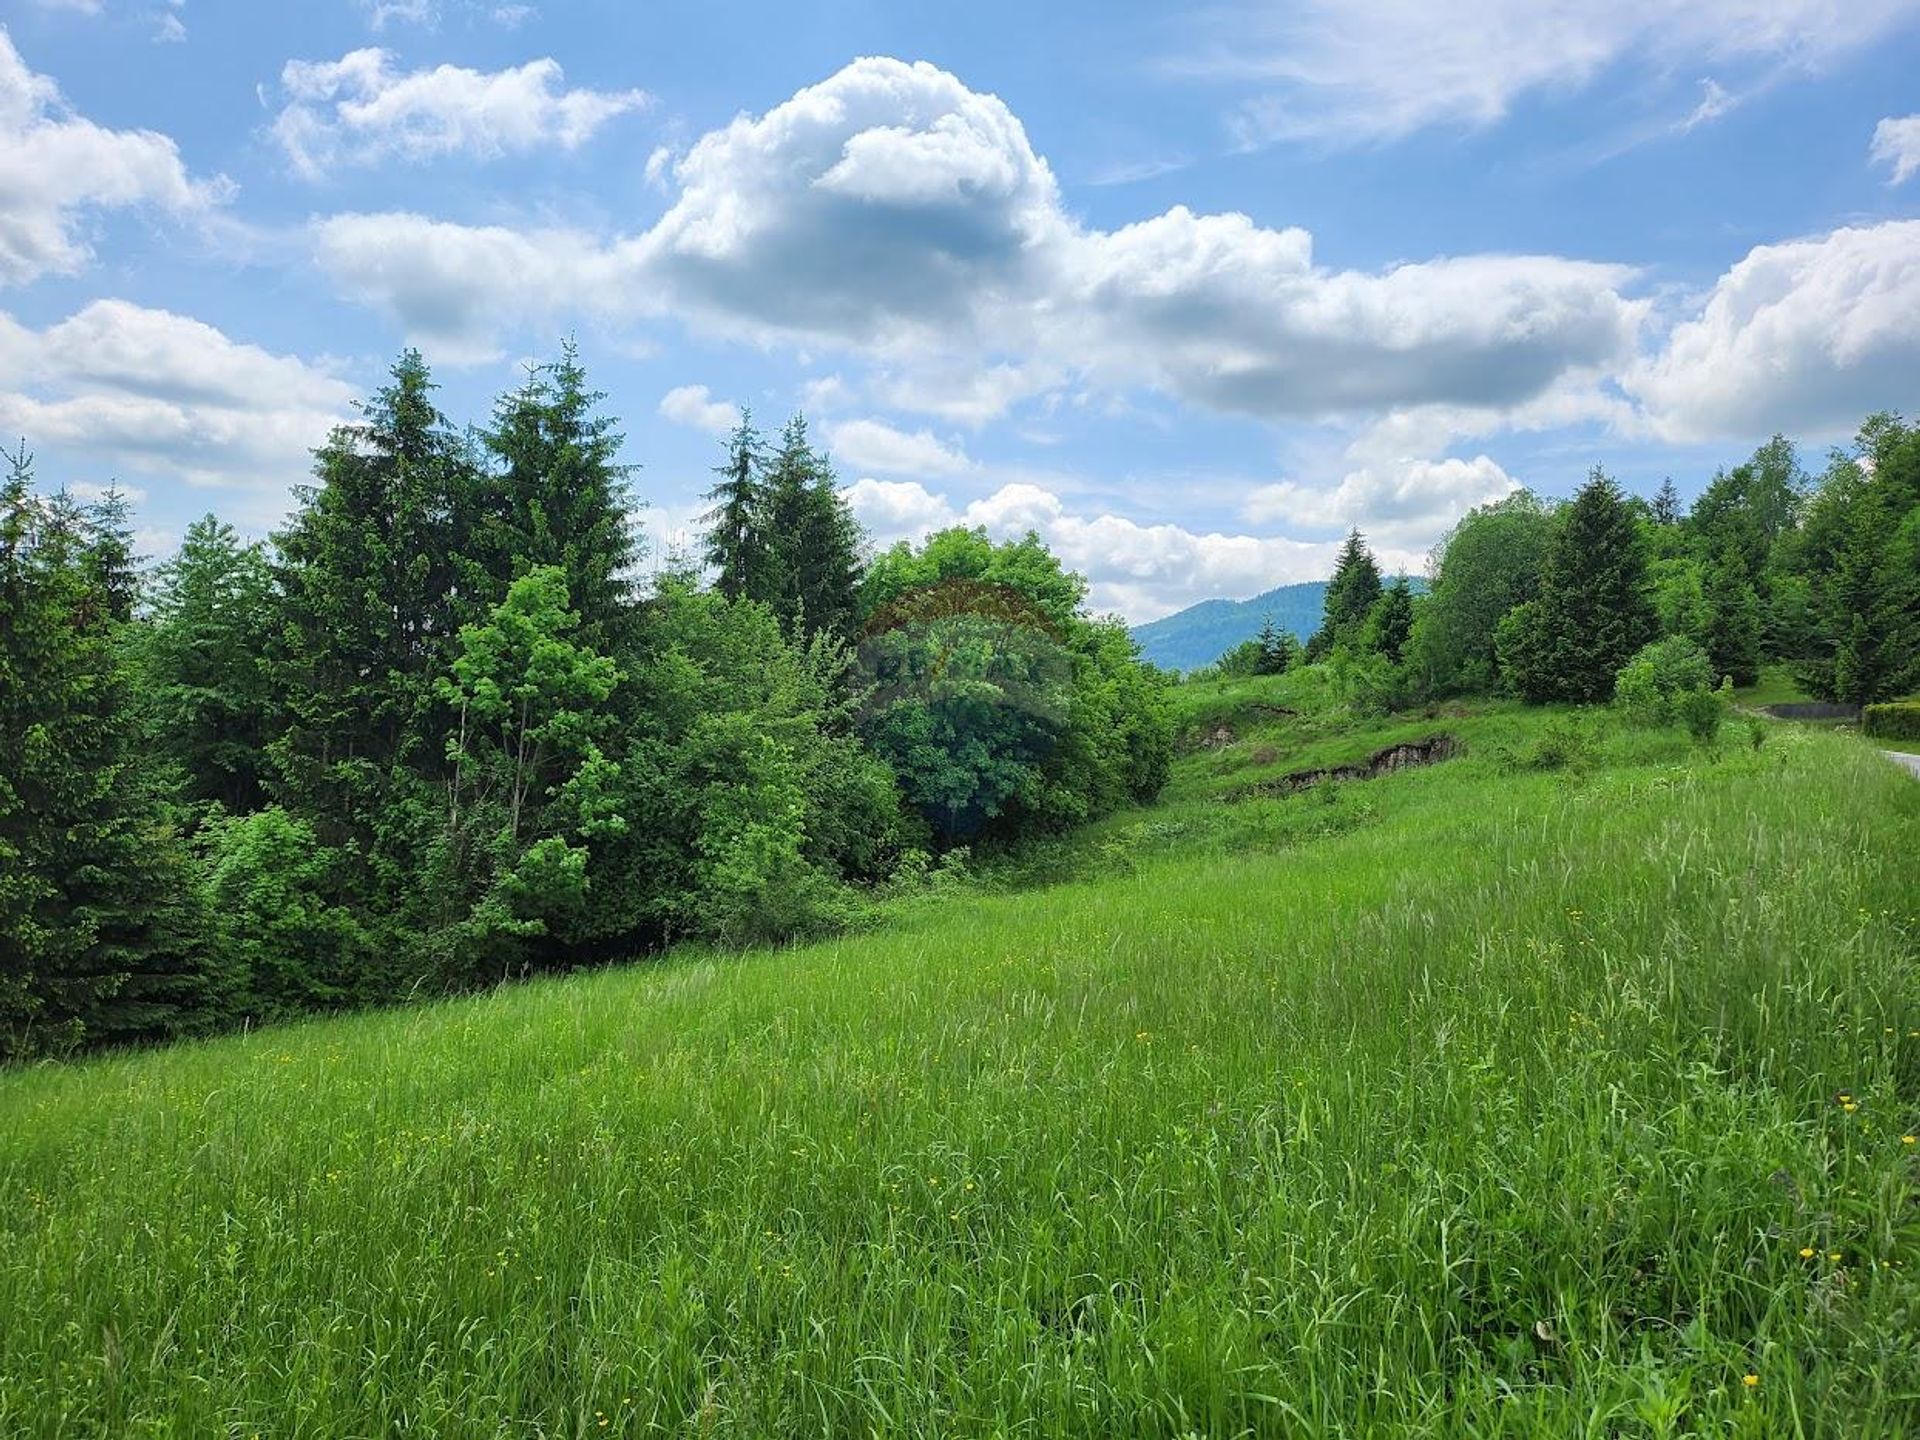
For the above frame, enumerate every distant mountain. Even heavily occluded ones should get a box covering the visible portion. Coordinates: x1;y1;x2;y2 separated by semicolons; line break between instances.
1130;577;1428;671
1130;581;1329;672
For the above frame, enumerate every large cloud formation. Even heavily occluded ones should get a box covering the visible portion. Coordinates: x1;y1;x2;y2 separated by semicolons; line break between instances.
1628;222;1920;442
315;57;1646;422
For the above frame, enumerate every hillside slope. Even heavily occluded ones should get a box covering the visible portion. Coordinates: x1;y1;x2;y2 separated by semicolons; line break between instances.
1132;578;1430;671
1129;579;1328;670
2;703;1918;1435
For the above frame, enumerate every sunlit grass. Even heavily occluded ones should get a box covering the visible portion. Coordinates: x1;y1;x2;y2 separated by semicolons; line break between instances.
1;711;1917;1436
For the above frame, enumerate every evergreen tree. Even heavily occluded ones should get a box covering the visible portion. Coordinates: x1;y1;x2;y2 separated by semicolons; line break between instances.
0;450;210;1055
1498;469;1656;703
1699;546;1762;686
1363;576;1416;663
271;350;486;860
790;450;866;641
136;515;276;813
1652;477;1681;526
1306;529;1383;659
759;414;863;637
480;341;639;651
1254;615;1297;675
702;410;770;604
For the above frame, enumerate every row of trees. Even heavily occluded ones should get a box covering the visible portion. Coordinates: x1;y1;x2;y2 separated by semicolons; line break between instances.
1;348;1171;1057
1224;412;1917;710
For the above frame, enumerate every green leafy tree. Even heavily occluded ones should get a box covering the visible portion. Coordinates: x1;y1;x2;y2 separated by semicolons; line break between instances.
1404;492;1554;695
431;567;622;977
857;528;1169;845
1497;469;1655;703
1306;529;1383;660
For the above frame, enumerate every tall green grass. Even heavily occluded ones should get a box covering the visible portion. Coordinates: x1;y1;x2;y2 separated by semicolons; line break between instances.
1;717;1917;1436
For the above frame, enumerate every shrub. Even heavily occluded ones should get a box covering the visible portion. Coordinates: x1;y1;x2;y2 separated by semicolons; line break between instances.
1614;637;1716;727
1674;683;1728;747
1862;699;1920;741
1527;714;1593;771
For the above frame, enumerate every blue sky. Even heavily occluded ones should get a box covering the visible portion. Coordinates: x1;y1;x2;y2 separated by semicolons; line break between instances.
2;0;1917;619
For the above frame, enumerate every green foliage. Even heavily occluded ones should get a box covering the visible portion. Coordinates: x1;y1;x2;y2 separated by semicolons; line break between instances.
196;807;376;1019
1497;469;1656;703
1614;636;1716;728
857;529;1169;846
1699;546;1762;686
0;448;210;1056
429;567;622;979
1218;616;1297;677
1406;491;1553;695
133;515;276;813
1675;681;1730;747
1862;699;1920;741
1361;575;1415;663
1305;528;1382;659
478;340;639;652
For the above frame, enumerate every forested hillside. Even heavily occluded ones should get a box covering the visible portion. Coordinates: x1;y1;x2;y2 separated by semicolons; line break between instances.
0;349;1172;1057
3;341;1917;1059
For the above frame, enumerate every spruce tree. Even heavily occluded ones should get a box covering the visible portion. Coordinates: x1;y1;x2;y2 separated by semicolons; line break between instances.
480;341;639;651
137;515;276;813
1699;546;1762;686
790;450;866;641
1503;469;1656;703
1363;576;1416;663
1306;529;1383;659
271;350;486;854
0;451;210;1054
702;410;770;604
760;414;863;637
1652;477;1681;526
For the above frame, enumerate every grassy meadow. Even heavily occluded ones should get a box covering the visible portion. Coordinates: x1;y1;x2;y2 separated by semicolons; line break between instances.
2;691;1919;1436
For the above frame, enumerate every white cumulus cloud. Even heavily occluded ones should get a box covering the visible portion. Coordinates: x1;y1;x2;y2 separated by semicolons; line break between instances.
1628;220;1920;442
311;55;1644;431
657;383;740;436
1871;113;1920;183
827;418;972;477
271;48;648;179
0;28;220;286
1243;456;1518;547
0;300;353;519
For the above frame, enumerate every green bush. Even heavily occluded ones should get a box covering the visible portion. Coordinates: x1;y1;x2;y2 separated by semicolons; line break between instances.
1614;636;1715;727
1862;699;1920;741
1674;686;1725;746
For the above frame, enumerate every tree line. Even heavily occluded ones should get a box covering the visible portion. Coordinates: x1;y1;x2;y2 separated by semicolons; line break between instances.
1210;413;1919;714
0;348;1172;1057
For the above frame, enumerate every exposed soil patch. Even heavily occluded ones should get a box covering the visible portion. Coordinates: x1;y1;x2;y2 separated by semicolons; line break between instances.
1225;734;1461;801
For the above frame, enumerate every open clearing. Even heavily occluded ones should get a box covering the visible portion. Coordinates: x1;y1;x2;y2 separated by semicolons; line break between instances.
2;702;1918;1437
